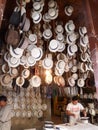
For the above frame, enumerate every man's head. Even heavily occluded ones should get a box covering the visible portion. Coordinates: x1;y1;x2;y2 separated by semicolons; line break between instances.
72;95;79;105
0;95;7;107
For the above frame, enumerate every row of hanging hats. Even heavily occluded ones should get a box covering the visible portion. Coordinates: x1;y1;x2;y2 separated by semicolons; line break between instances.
0;0;94;92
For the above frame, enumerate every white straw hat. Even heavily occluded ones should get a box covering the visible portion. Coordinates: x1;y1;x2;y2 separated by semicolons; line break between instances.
2;63;10;73
33;2;43;12
77;78;85;87
58;42;65;52
49;39;59;52
79;26;87;36
80;35;89;47
48;0;57;9
64;5;74;16
31;11;42;24
68;77;75;87
43;13;51;22
28;34;37;44
27;55;36;66
42;58;53;69
65;20;75;33
10;68;18;78
67;44;78;56
16;76;25;87
55;24;64;34
66;33;77;44
22;69;30;78
48;8;58;20
31;47;43;61
8;56;20;68
56;60;65;70
56;33;64;43
30;75;41;87
43;29;52;40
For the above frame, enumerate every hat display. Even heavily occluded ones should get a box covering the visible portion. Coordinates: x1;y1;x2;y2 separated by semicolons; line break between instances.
79;26;87;36
80;35;89;47
64;5;74;16
77;78;85;87
30;75;41;87
31;47;43;61
49;39;60;52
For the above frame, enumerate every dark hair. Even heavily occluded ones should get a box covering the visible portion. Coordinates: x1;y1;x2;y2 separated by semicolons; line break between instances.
0;95;7;102
72;95;79;101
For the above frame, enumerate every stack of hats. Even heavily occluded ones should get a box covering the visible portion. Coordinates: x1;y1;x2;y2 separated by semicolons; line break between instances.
43;121;55;130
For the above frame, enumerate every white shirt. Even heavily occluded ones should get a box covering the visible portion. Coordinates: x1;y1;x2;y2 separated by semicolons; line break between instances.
66;102;84;123
0;104;13;130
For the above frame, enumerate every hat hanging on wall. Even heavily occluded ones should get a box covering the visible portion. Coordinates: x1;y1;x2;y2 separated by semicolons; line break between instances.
30;75;41;87
65;20;75;33
80;35;89;47
66;33;77;44
79;26;87;36
68;77;75;87
64;5;74;16
77;78;85;87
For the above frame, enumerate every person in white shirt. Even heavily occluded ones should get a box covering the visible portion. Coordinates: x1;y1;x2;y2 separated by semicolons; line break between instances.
0;95;13;130
66;95;86;124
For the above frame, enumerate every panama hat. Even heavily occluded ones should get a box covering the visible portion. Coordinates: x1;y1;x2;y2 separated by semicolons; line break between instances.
20;55;27;65
65;20;75;33
56;33;64;43
68;77;75;87
42;58;53;69
4;52;10;62
67;44;78;56
64;64;69;72
80;52;88;62
57;53;68;63
48;8;58;20
43;13;51;22
49;39;60;52
2;63;10;73
64;5;74;16
48;0;57;9
80;35;89;47
31;11;42;24
72;73;78;80
18;36;29;50
77;78;85;87
43;29;52;40
27;55;36;66
10;68;18;78
33;2;43;12
31;47;43;61
55;24;64;34
30;75;41;87
58;42;65;52
22;69;30;78
66;33;77;44
10;45;24;58
28;34;37;44
56;60;65;70
79;62;88;73
79;26;87;36
0;74;12;87
58;76;65;87
71;65;78;73
8;56;20;67
16;76;25;87
54;67;64;76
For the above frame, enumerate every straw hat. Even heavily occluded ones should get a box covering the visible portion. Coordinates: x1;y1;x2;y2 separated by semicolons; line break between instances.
56;60;65;70
48;0;57;9
65;20;75;33
43;29;52;40
28;34;37;44
33;2;43;12
26;55;36;66
48;8;58;20
80;35;89;47
71;65;78;73
30;75;41;87
31;47;43;61
57;53;68;63
31;11;42;24
68;77;75;87
43;13;51;22
80;52;88;62
79;26;87;36
55;24;64;34
8;56;20;68
22;69;30;78
72;73;78;80
58;42;65;52
64;5;74;16
67;44;78;56
2;63;10;73
16;76;25;87
77;78;85;87
66;33;77;44
56;33;64;43
42;58;53;69
10;68;18;78
49;39;59;52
